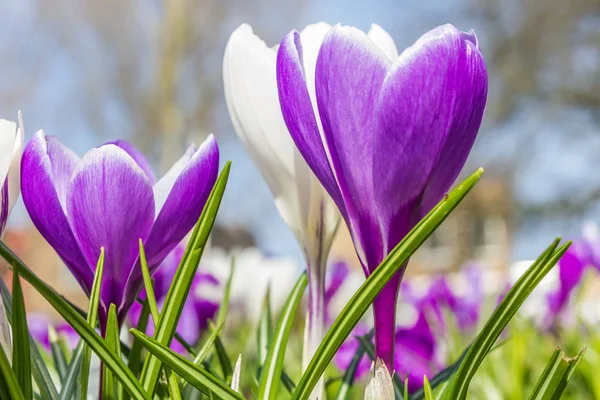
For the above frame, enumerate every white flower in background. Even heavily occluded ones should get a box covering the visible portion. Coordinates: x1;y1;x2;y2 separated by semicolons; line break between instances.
223;22;342;391
0;287;11;361
0;112;24;237
204;247;300;322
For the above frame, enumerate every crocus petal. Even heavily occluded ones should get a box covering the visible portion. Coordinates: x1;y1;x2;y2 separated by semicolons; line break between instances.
6;113;24;218
122;136;218;309
106;139;156;184
21;132;92;293
66;144;155;312
277;30;343;213
367;24;398;61
146;135;218;266
315;25;392;268
0;287;11;359
0;120;16;185
373;25;487;253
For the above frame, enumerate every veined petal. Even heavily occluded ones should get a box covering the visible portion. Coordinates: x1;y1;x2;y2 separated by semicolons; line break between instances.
367;24;398;61
277;30;343;214
146;135;218;266
373;24;487;251
415;25;488;213
21;131;92;293
122;136;218;310
106;139;156;184
315;25;391;268
66;144;155;311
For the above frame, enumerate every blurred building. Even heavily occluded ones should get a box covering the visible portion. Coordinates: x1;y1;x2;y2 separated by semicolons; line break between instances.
330;177;512;277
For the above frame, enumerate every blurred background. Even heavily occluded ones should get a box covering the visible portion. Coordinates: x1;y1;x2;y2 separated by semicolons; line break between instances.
0;0;599;322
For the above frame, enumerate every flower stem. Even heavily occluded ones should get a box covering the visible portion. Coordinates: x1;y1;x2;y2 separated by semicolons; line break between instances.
303;257;326;400
372;272;402;372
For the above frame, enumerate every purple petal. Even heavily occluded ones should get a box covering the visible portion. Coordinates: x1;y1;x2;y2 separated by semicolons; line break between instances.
315;25;392;268
277;30;343;215
105;139;156;184
122;136;219;309
21;132;92;293
324;260;349;306
66;144;155;313
146;136;219;266
374;25;487;250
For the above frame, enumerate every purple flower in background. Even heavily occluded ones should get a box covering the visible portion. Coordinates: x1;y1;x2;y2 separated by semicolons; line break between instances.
0;114;24;237
277;23;487;369
405;266;483;334
544;228;597;326
128;244;220;353
28;313;80;351
21;132;219;327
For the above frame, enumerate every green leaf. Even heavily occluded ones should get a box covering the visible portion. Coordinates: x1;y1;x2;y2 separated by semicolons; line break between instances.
231;355;242;393
214;335;233;382
103;304;122;400
127;300;150;378
0;279;58;399
11;274;32;399
139;240;160;323
291;168;483;400
528;347;585;400
215;257;235;328
0;244;151;400
81;248;105;398
258;272;307;400
0;337;24;400
256;286;272;369
131;329;244;400
58;342;84;400
447;239;570;399
49;327;69;380
140;161;230;395
423;376;435;400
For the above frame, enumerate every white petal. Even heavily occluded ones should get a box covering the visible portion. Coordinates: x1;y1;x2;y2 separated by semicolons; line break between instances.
0;289;11;361
0;119;17;189
7;112;24;215
231;354;242;393
367;24;398;61
365;359;395;400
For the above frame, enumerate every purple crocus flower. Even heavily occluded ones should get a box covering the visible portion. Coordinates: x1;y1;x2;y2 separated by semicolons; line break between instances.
128;244;220;353
21;132;219;327
276;23;488;369
27;313;80;352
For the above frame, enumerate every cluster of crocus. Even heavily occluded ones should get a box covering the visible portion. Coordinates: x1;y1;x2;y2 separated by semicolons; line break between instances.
21;131;220;327
224;21;488;381
128;243;220;353
0;113;23;238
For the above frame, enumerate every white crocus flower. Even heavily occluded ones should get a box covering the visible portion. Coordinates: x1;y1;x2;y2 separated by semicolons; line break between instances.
0;287;11;361
0;112;24;237
224;23;346;398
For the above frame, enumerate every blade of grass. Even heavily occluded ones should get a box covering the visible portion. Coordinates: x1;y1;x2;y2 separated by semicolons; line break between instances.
215;257;234;328
0;244;151;400
81;248;105;398
131;329;243;400
447;239;570;399
127;300;150;377
0;279;58;399
49;327;69;381
0;339;24;400
214;335;233;383
102;304;122;399
11;274;32;399
528;348;585;400
291;168;483;400
58;341;83;400
140;162;230;395
333;336;367;400
258;273;307;400
256;286;272;369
